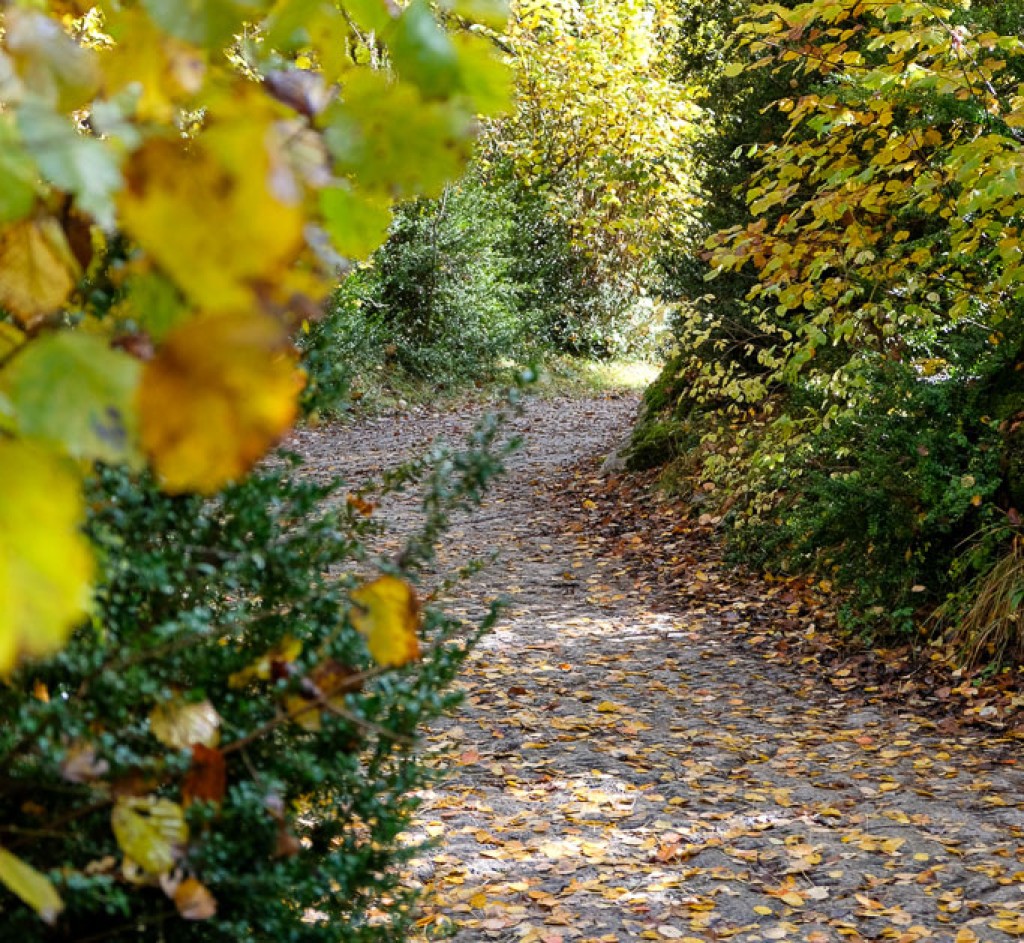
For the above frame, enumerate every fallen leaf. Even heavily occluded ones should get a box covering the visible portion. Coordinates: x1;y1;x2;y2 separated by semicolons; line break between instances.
172;877;217;920
149;698;221;750
111;797;188;875
182;744;227;807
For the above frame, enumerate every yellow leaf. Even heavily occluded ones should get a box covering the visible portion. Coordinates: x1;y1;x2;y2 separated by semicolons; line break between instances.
0;441;93;675
0;322;26;361
350;576;421;667
119;106;303;312
149;698;221;750
228;635;302;689
0;219;78;326
596;701;620;713
137;312;303;494
111;797;188;876
101;9;205;123
0;846;64;925
284;659;364;732
779;891;804;906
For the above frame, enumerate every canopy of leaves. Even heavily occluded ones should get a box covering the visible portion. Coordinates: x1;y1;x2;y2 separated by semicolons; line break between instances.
484;0;699;322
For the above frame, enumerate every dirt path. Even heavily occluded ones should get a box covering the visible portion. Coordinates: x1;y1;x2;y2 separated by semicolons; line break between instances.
296;394;1024;943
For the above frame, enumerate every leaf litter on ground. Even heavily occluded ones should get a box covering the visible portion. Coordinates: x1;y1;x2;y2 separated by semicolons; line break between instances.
295;393;1024;943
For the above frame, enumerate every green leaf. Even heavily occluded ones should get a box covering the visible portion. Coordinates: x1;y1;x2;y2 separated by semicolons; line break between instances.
454;33;511;116
111;797;188;876
0;118;39;224
16;104;122;229
263;0;349;52
5;9;99;111
322;71;473;200
442;0;509;29
115;270;189;341
343;0;392;34
319;186;393;259
4;331;142;465
141;0;268;48
388;0;461;99
0;846;64;925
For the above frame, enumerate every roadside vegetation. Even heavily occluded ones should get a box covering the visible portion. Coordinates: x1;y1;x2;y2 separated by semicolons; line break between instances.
6;0;1024;938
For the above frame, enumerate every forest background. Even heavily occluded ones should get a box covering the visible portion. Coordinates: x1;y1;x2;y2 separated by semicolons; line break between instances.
3;0;1024;939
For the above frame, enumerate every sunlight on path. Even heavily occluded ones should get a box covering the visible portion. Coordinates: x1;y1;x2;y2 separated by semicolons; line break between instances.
301;394;1024;943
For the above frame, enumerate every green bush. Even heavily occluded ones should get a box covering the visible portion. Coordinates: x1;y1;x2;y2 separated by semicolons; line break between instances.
731;361;1007;635
364;178;520;382
498;183;665;361
0;396;522;940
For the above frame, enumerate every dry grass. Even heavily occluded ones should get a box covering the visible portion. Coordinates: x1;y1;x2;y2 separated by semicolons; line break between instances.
940;538;1024;668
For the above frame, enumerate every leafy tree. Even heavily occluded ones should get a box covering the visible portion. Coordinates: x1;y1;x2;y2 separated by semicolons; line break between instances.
636;0;1024;645
483;0;700;352
364;177;519;380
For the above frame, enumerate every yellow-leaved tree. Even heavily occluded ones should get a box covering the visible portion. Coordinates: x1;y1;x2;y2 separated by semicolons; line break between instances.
485;0;700;302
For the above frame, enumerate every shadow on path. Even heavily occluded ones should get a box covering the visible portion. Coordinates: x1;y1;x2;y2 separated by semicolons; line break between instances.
297;394;1024;943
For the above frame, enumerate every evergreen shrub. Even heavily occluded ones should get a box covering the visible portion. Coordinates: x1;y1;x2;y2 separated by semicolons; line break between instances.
0;397;522;941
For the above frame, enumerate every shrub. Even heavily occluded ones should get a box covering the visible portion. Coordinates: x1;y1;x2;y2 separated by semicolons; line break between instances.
730;361;1006;635
363;178;520;383
0;395;523;940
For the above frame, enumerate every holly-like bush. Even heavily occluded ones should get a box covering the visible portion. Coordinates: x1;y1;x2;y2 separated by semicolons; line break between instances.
0;396;521;939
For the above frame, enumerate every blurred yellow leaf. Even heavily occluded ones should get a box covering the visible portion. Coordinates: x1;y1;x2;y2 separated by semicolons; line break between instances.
118;112;303;312
149;698;221;750
0;322;25;361
111;797;188;876
0;441;93;675
350;576;421;667
0;846;64;925
102;9;206;122
285;658;364;731
228;634;302;689
137;312;303;494
0;219;78;327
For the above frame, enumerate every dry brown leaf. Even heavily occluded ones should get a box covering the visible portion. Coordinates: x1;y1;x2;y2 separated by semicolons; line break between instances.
0;219;77;326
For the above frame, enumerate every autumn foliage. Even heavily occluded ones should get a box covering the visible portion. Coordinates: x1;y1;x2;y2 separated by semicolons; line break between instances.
638;0;1024;646
0;0;511;935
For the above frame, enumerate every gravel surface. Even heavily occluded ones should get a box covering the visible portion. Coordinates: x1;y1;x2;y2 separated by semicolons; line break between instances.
295;393;1024;943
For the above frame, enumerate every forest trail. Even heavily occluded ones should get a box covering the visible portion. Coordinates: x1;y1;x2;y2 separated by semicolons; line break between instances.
296;393;1024;943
